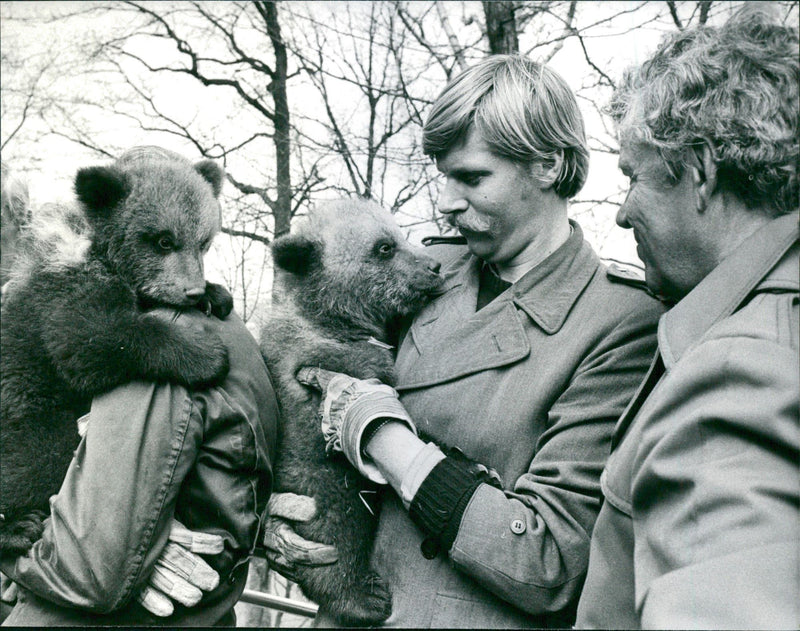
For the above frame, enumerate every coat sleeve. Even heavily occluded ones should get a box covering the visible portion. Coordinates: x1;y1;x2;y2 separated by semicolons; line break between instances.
631;335;800;629
413;300;662;615
0;380;203;613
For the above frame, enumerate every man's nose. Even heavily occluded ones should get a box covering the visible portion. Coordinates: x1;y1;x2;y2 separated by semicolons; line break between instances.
438;180;468;215
616;201;631;229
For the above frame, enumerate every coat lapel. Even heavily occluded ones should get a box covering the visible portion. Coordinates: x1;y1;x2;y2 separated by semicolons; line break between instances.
396;221;599;390
611;211;799;448
397;258;530;389
659;212;799;367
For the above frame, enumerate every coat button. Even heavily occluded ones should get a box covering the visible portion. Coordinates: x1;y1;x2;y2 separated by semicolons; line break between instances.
420;537;440;559
510;519;526;535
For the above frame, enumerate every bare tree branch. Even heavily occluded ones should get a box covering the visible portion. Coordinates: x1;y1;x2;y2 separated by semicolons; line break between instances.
221;226;271;245
666;0;684;29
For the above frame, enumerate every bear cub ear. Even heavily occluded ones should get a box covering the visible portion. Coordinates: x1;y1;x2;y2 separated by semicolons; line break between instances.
75;166;129;218
194;160;224;198
272;234;320;276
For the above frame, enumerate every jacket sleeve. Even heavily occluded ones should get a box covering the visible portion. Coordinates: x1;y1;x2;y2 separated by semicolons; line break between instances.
631;335;800;629
410;301;662;614
0;380;203;613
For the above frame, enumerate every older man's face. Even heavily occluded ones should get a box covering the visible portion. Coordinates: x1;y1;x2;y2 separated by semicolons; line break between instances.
616;140;710;302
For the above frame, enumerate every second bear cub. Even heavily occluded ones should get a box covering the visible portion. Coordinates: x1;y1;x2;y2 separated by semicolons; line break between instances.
260;198;443;626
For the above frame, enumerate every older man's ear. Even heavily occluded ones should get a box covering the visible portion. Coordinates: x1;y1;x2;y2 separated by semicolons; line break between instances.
690;141;718;213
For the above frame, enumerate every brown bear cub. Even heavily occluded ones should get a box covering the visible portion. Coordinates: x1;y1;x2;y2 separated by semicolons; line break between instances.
259;198;443;626
0;146;232;556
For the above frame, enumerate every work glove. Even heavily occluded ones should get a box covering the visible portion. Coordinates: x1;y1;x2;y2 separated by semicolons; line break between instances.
296;367;417;484
136;519;224;617
262;492;339;583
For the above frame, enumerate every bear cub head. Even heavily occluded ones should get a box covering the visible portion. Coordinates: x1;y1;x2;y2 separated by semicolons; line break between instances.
272;198;443;340
74;145;224;309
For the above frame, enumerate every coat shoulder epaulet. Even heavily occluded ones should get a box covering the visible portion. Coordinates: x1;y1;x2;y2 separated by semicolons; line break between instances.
603;259;651;293
421;235;468;247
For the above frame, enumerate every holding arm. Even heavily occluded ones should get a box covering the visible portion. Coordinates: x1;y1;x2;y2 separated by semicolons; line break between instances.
0;379;206;613
292;303;659;614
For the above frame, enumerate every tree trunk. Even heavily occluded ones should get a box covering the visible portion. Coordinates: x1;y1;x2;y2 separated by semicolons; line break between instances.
261;0;292;237
483;1;518;54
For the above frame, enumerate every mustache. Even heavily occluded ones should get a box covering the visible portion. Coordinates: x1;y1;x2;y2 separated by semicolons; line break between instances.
446;214;491;233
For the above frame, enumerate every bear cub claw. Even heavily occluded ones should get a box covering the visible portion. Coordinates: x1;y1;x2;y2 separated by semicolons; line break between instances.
0;510;46;557
200;282;234;319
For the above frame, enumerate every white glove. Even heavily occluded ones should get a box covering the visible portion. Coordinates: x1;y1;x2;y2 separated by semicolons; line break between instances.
136;519;223;617
296;367;417;484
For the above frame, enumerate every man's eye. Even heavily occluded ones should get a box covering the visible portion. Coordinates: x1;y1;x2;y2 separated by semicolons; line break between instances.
462;174;483;186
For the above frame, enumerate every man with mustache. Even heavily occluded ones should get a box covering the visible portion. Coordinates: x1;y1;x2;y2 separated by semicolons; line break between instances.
267;55;665;628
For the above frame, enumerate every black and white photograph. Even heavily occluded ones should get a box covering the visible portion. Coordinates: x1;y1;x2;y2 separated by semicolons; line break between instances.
1;1;797;628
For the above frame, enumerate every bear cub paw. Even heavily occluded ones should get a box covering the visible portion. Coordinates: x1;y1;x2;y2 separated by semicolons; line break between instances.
329;571;392;627
199;282;234;319
0;510;46;557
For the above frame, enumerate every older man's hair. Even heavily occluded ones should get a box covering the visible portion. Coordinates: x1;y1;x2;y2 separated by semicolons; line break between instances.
422;54;589;199
609;5;798;216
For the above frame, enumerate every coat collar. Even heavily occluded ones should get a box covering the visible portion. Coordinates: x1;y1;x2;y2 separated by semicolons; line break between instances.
510;220;600;334
658;211;799;367
395;221;600;389
414;220;598;334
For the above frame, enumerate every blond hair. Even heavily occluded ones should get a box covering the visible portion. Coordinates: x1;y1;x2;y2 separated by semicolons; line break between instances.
422;55;589;199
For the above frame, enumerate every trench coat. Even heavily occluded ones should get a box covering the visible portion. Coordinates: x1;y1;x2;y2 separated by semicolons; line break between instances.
368;222;664;628
0;312;278;627
575;212;800;630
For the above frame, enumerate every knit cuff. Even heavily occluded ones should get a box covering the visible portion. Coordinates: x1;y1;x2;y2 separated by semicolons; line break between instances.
409;451;496;558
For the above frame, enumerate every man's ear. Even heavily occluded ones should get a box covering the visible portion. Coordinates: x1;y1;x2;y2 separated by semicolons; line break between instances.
531;151;563;190
690;141;717;212
271;234;320;276
74;166;129;219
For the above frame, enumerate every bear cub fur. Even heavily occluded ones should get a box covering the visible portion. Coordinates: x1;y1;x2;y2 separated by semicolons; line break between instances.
259;198;443;626
0;146;232;556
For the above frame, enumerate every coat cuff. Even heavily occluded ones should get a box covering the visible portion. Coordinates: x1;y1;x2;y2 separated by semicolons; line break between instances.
408;449;502;558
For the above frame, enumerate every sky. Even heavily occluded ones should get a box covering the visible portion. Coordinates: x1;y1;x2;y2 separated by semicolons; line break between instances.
4;0;789;314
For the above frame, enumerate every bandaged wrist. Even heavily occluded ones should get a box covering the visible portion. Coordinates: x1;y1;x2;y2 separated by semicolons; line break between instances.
342;393;417;484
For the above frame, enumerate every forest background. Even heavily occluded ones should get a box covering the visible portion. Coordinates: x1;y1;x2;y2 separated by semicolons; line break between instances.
1;1;798;625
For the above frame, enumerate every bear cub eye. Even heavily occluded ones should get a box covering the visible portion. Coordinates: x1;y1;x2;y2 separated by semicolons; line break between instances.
157;235;175;252
374;240;396;259
145;232;177;254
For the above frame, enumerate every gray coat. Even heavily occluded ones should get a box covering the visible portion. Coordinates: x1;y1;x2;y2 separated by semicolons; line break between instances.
576;212;800;629
371;222;664;628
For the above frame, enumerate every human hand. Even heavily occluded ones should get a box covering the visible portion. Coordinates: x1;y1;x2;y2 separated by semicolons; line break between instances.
136;519;224;617
296;367;416;483
262;492;338;583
